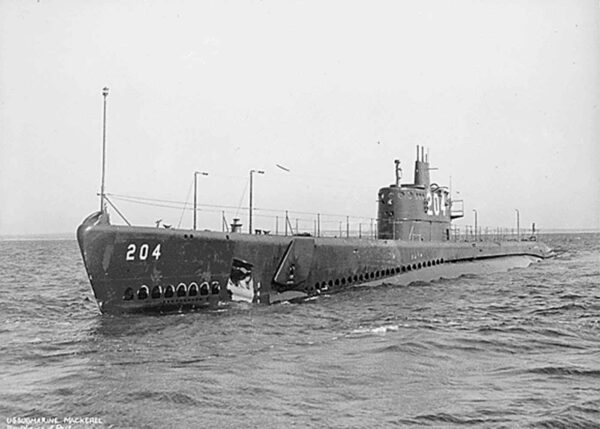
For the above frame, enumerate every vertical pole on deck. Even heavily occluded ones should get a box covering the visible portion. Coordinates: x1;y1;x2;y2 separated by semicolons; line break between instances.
193;174;197;230
100;87;109;212
249;169;264;234
249;171;253;234
317;213;321;237
193;171;208;230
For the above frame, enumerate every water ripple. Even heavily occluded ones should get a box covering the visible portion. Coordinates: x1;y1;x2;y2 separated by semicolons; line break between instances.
1;234;599;427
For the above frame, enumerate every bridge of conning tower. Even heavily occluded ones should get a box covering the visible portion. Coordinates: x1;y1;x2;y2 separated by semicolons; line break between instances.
377;145;461;241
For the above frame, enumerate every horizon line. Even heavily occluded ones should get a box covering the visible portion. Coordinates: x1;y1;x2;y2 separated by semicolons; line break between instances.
1;228;599;241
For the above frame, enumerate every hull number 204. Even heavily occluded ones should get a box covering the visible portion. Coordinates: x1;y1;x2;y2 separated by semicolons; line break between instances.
126;243;162;261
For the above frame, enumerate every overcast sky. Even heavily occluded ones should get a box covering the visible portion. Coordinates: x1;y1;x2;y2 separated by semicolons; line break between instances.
1;0;599;236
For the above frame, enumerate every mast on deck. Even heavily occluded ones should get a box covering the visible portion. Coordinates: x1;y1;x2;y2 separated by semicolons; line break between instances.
100;87;109;213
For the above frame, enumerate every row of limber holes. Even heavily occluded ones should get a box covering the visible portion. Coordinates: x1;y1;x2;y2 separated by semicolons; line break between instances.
123;257;446;300
123;281;221;301
310;258;445;291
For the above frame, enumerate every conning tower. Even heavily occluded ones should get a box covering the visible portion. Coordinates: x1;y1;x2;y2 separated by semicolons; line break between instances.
377;146;461;241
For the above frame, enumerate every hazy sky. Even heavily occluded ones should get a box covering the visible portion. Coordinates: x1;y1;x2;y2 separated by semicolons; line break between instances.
1;0;599;236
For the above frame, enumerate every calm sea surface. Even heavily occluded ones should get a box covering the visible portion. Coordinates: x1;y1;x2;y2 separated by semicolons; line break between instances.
0;234;599;428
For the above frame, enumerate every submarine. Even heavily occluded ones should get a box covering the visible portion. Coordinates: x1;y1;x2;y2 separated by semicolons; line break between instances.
76;89;553;314
77;144;554;314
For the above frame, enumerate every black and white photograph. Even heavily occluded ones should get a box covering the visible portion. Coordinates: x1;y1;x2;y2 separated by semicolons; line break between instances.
1;0;599;427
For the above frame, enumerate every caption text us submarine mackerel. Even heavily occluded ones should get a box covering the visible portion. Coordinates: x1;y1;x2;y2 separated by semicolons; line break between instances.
77;144;554;314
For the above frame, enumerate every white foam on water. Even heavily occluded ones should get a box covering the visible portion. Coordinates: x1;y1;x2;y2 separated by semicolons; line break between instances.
350;324;400;335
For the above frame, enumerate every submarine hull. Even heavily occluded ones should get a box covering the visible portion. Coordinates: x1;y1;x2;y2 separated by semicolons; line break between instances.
77;211;553;314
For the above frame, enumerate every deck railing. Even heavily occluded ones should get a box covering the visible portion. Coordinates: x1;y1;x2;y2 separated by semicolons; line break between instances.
106;193;537;241
449;225;538;242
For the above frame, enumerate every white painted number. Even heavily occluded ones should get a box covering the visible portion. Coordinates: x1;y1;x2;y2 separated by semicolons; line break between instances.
125;243;162;261
441;193;447;216
427;191;433;216
139;244;149;260
126;244;136;261
427;191;448;217
152;244;162;260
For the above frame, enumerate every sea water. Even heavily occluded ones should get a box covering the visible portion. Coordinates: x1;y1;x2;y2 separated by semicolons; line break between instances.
0;234;598;428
